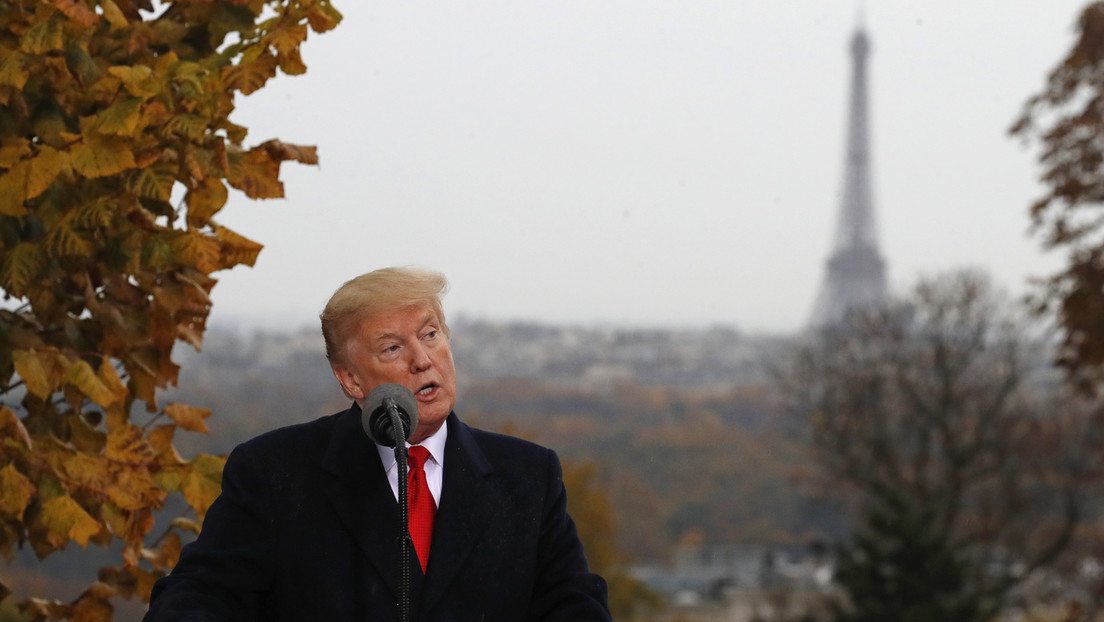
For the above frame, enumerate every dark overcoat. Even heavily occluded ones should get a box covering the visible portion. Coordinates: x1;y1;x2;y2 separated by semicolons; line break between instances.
144;407;611;621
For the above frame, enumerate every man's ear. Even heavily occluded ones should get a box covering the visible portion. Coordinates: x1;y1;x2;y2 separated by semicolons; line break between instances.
331;365;365;401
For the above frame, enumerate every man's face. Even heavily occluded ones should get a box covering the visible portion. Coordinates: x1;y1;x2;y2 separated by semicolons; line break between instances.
332;304;457;444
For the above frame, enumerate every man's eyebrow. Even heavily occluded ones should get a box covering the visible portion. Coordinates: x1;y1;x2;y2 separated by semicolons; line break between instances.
368;311;439;342
420;310;439;328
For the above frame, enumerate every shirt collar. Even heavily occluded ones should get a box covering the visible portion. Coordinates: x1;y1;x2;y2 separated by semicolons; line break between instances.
376;420;448;472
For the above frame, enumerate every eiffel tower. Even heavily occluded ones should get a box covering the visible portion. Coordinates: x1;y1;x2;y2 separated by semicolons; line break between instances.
808;25;888;329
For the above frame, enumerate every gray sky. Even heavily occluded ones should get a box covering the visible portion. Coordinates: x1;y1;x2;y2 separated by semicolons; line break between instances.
210;1;1087;335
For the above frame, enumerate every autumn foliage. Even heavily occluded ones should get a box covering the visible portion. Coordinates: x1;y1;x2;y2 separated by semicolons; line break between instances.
1012;1;1104;390
0;0;340;619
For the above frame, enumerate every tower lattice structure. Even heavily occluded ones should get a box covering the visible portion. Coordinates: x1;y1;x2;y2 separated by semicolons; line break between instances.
808;26;887;329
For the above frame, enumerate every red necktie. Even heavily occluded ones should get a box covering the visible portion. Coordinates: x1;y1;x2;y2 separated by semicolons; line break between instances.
407;446;436;572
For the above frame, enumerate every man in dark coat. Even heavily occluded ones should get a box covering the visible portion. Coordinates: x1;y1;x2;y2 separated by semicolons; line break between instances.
144;267;611;621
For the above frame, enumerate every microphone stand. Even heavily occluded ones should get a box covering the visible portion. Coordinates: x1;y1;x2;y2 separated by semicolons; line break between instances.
388;406;413;622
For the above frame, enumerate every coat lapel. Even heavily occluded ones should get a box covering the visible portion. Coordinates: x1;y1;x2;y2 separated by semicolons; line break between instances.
420;414;502;615
319;405;404;600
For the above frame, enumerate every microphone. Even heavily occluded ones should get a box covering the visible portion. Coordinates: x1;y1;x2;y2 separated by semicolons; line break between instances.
362;383;419;447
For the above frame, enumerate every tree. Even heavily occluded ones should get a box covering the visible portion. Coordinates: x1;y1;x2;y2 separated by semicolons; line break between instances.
776;271;1095;621
1011;2;1104;390
0;0;340;619
562;459;666;622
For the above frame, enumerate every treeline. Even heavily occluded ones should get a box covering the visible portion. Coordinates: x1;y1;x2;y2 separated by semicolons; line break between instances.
159;329;833;563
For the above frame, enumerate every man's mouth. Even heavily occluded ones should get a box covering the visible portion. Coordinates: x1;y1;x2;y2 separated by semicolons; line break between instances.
416;383;437;398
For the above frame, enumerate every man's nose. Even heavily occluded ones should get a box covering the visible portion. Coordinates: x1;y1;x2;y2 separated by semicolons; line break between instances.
409;342;432;372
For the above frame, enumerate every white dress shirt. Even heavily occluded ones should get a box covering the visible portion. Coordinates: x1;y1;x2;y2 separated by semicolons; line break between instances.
374;423;447;506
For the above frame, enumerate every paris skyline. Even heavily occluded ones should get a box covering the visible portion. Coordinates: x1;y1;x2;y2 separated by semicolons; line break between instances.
207;1;1084;334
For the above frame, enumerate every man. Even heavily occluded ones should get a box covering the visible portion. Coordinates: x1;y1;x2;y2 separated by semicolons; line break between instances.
144;267;611;621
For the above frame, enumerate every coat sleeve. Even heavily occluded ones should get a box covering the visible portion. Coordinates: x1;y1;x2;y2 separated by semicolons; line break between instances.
528;449;612;622
143;443;276;622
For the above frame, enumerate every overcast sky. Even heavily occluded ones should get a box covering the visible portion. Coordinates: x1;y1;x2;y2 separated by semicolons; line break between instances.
208;1;1087;335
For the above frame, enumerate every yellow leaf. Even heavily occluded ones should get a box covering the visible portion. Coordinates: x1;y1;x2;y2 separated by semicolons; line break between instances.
0;464;36;521
100;0;127;29
214;224;263;269
182;454;225;520
104;402;127;431
27;146;65;198
0;138;31;167
185;177;227;226
13;349;67;400
159;532;182;568
153;464;187;493
53;0;99;29
306;4;343;33
128;165;176;201
60;452;111;494
0;160;30;216
76;197;114;229
21;13;65;54
226;149;282;199
70;134;136;179
222;50;277;95
147;424;179;459
69;415;106;453
0;147;66;216
39;495;101;548
260;139;319;165
99;358;128;404
170;230;221;275
164;403;211;434
0;407;32;450
0;51;29;89
71;585;114;622
267;23;308;56
170;516;201;535
44;212;94;258
107;64;158;98
66;359;120;407
108;65;152;84
0;242;46;296
177;322;204;351
106;425;154;465
277;49;307;76
89;97;144;137
106;466;163;511
163;113;208;140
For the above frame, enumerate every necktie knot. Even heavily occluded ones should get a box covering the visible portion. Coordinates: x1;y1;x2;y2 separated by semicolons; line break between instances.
408;445;431;470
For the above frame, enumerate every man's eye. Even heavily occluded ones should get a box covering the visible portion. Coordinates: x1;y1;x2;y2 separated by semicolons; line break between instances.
383;345;400;354
425;330;437;340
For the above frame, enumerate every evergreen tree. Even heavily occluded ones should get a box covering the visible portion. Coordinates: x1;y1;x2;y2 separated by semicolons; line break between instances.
833;486;991;622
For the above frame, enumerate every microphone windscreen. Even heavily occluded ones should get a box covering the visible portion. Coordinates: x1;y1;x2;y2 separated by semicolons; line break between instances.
362;383;419;446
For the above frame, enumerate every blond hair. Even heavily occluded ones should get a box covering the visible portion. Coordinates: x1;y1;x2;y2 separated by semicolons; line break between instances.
320;267;450;365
